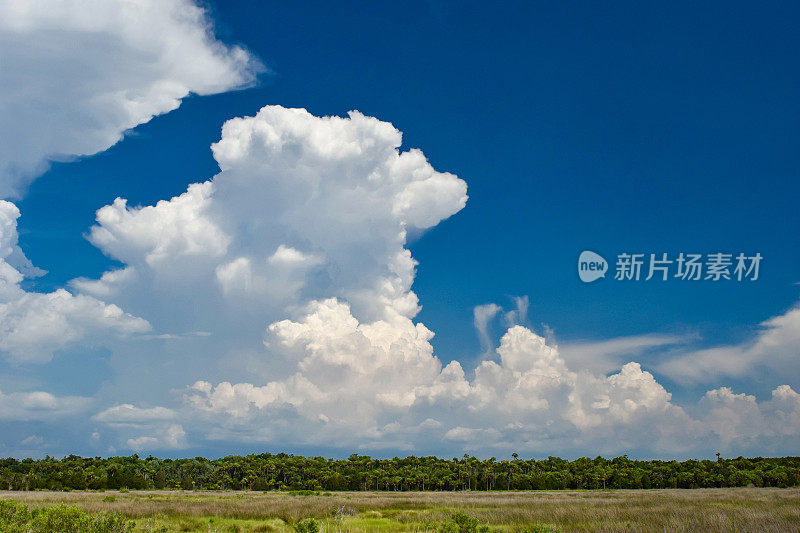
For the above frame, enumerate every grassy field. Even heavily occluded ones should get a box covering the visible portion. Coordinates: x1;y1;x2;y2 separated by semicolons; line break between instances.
1;488;799;532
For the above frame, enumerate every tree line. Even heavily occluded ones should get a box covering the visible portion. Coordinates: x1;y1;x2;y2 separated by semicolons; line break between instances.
0;453;797;491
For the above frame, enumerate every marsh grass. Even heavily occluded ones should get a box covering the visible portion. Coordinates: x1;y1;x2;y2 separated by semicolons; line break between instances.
1;488;798;532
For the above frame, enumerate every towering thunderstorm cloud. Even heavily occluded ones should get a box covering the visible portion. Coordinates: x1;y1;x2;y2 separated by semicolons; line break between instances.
0;0;798;458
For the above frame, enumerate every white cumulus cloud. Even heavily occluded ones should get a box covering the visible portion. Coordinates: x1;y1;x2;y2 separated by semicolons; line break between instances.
182;299;799;456
0;0;259;364
126;424;186;452
0;388;90;420
0;0;260;197
0;201;150;362
4;95;796;457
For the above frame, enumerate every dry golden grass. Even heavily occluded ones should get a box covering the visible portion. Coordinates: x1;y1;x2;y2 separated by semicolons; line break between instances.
1;488;799;532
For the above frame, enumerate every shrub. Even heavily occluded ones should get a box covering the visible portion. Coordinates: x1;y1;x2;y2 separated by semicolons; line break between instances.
0;499;133;533
0;499;31;528
439;512;490;533
293;518;320;533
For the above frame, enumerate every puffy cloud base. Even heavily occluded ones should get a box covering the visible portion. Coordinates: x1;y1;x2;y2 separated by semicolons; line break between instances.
184;299;800;456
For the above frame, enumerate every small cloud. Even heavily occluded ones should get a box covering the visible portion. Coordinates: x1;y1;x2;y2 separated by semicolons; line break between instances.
20;435;43;447
267;245;321;267
504;296;529;327
126;424;186;451
94;404;177;424
560;333;693;375
473;303;502;354
658;305;800;383
0;389;91;421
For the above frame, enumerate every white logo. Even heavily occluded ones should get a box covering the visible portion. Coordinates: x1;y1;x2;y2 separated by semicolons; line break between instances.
578;250;607;283
578;250;762;283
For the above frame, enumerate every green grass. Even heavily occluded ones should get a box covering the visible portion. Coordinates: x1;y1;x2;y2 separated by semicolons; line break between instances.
0;499;133;532
1;488;798;532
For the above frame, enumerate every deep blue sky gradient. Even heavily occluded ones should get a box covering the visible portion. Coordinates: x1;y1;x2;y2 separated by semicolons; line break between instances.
16;0;800;401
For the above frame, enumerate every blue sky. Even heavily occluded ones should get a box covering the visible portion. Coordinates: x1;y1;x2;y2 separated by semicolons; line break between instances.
1;0;799;459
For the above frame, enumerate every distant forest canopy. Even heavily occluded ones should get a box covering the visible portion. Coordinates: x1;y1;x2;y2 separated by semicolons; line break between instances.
1;454;798;491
